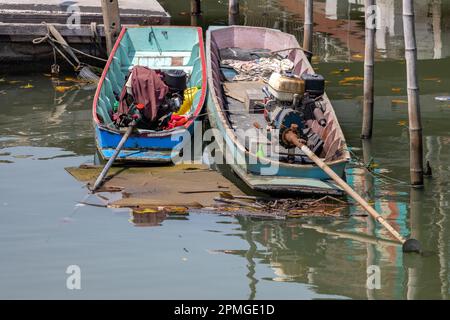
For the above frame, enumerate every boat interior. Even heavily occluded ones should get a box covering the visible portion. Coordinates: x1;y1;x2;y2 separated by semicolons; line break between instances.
95;27;204;131
208;27;349;165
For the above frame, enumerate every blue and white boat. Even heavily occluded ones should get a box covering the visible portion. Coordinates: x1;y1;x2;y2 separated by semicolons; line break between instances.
93;26;207;163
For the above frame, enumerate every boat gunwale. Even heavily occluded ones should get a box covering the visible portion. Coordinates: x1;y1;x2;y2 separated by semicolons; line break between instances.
206;25;351;171
92;25;208;138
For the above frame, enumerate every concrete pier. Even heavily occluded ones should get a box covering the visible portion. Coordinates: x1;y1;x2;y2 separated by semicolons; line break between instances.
0;0;170;62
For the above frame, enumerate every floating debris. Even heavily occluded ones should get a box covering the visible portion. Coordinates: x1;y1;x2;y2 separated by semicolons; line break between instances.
397;120;408;127
54;85;74;93
339;76;364;86
391;99;408;105
435;96;450;101
213;194;349;219
13;154;33;159
330;68;351;75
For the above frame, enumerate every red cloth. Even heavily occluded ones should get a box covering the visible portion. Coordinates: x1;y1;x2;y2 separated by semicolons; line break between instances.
116;66;169;123
164;114;188;130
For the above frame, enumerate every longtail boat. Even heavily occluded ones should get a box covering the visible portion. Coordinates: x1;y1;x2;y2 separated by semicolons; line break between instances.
93;26;206;163
206;26;351;195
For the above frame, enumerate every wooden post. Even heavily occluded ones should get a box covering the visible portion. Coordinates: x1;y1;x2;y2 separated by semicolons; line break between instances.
303;0;313;55
191;0;202;26
228;0;239;25
229;0;239;15
402;0;424;187
361;0;376;139
191;0;202;15
101;0;121;55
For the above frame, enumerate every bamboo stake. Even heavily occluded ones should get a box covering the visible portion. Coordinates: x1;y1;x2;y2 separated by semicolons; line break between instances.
191;0;202;26
228;0;239;25
361;0;376;139
229;0;239;15
303;0;313;58
402;0;424;187
101;0;121;55
191;0;202;15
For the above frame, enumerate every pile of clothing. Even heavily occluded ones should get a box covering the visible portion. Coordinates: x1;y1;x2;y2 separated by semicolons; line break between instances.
112;66;197;131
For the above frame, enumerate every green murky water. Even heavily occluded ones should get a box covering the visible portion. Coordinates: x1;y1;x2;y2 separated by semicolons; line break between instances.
1;0;449;299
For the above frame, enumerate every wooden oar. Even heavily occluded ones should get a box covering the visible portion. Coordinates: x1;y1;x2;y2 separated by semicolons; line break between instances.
283;125;421;253
91;121;136;192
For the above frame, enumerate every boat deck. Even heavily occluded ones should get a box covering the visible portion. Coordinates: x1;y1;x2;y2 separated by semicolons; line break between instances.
222;77;335;164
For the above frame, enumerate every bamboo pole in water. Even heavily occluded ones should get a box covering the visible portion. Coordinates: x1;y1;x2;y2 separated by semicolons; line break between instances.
303;0;313;55
361;0;376;139
191;0;202;15
229;0;239;15
101;0;121;55
402;0;424;187
191;0;202;26
228;0;239;25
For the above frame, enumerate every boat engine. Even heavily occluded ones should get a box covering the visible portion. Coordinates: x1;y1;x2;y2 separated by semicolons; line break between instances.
261;71;327;159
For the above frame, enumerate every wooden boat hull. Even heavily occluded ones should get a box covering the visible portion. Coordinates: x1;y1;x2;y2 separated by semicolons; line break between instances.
206;26;351;195
94;125;189;163
93;26;207;163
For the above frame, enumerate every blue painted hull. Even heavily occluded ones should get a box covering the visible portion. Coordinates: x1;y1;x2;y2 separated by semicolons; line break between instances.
92;26;207;163
95;124;190;163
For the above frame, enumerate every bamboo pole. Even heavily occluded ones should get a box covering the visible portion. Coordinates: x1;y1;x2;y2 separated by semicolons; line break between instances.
101;0;121;55
402;0;424;187
303;0;313;57
282;126;421;253
191;0;202;15
228;0;239;25
229;0;239;15
190;0;202;26
361;0;376;139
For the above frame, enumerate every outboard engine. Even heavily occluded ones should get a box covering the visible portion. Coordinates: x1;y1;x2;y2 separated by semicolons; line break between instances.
265;105;307;149
260;71;327;162
159;69;187;118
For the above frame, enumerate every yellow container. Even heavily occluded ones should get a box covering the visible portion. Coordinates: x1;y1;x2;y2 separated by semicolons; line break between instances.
175;87;199;115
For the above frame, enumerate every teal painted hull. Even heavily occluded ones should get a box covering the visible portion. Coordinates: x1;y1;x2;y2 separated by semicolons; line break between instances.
206;26;351;195
93;26;207;163
206;93;346;195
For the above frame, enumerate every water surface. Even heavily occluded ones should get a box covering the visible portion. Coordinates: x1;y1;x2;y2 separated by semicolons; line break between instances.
1;0;450;299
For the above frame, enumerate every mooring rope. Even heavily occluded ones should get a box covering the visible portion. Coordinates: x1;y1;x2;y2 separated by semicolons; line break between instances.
345;146;409;186
32;22;107;63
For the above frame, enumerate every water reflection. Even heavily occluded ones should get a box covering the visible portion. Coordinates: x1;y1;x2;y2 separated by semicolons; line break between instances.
1;0;449;300
0;72;95;155
161;0;450;62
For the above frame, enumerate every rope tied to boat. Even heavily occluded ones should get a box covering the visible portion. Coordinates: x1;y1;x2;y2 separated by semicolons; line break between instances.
32;22;106;81
345;145;409;186
32;22;107;62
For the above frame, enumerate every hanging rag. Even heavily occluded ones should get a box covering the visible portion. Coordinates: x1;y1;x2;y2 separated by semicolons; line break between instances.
115;66;169;125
